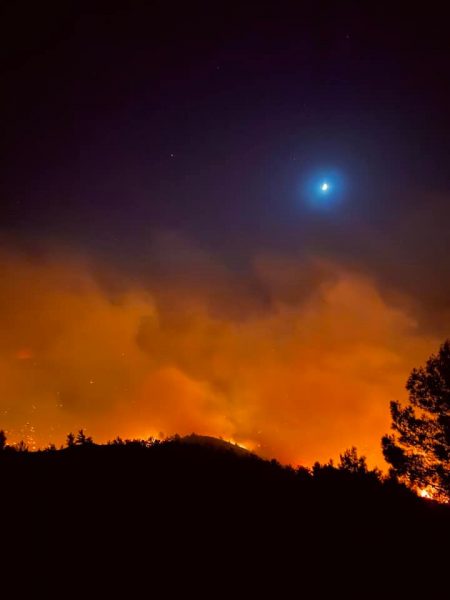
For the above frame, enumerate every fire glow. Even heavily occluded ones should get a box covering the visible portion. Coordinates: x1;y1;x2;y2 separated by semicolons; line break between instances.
0;248;439;467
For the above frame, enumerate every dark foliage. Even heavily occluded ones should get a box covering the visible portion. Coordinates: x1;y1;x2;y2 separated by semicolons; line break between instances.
0;429;6;451
0;431;449;593
382;340;450;501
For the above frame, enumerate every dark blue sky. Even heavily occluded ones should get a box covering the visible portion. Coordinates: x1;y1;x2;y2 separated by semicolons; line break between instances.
2;1;450;330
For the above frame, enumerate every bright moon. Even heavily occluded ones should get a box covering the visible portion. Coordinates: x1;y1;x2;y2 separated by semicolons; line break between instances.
321;182;329;192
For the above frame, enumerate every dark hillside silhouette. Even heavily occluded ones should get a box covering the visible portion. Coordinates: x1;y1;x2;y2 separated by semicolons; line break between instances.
1;430;449;593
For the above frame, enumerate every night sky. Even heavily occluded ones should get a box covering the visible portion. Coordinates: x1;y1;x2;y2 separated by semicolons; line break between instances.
1;1;449;465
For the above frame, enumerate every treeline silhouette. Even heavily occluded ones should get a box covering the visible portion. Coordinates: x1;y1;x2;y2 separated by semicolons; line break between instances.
1;430;449;593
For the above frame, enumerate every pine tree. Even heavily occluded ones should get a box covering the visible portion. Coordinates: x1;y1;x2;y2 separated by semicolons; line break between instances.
338;447;368;474
75;429;93;446
382;340;450;502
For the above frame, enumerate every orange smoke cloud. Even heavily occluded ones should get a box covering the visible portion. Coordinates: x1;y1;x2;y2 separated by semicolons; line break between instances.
0;246;439;466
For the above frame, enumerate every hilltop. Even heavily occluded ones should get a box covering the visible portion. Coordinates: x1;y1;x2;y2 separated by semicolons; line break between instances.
1;433;448;592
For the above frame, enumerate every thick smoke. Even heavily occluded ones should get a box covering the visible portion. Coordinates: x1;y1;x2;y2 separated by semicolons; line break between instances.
0;241;440;466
